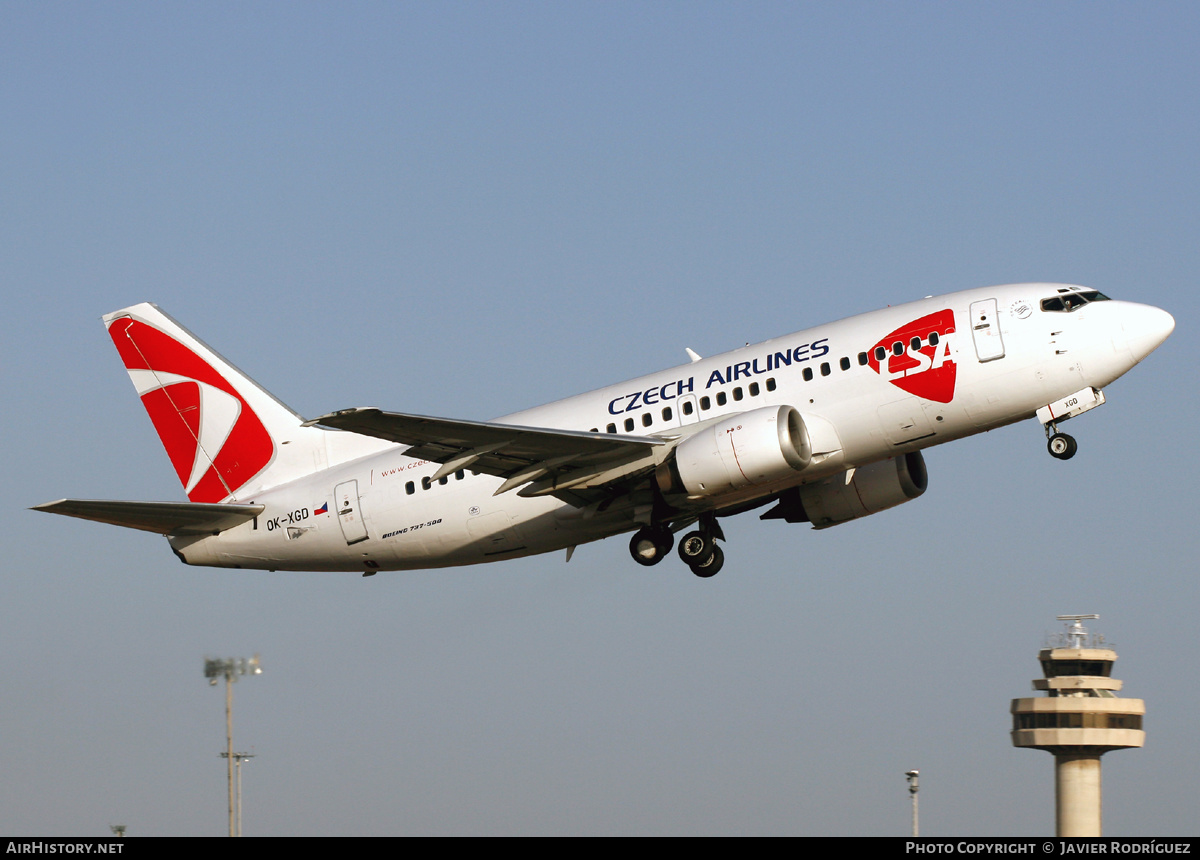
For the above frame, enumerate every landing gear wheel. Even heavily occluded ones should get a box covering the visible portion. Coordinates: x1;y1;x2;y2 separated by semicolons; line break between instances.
690;544;724;578
677;531;714;566
1047;433;1078;460
629;527;673;566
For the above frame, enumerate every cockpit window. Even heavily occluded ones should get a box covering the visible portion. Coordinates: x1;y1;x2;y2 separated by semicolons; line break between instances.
1040;290;1111;312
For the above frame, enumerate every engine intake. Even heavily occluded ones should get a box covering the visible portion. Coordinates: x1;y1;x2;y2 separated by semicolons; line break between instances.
657;405;811;498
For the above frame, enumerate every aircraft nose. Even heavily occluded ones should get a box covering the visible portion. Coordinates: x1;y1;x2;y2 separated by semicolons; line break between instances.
1121;303;1175;363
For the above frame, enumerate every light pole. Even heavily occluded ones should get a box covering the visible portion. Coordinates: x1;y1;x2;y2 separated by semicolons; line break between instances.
220;752;255;837
906;770;919;836
205;656;261;837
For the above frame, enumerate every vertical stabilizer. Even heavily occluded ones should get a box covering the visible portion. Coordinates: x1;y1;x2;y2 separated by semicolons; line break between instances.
104;303;376;502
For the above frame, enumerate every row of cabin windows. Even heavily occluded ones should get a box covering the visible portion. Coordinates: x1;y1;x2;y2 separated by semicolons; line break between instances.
819;331;943;380
589;330;945;435
591;378;780;434
405;469;468;495
862;332;941;366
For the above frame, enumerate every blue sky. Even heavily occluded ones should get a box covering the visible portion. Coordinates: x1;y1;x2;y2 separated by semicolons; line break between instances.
2;2;1197;835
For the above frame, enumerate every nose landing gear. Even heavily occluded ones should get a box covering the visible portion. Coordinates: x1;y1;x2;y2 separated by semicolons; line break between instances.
1047;431;1078;460
1037;387;1105;461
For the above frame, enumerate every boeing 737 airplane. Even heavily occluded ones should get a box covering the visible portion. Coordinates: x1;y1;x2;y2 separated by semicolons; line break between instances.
35;284;1173;577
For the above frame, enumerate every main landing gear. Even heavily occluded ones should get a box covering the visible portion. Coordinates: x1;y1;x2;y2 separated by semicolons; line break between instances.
628;514;726;578
683;540;724;578
629;526;673;567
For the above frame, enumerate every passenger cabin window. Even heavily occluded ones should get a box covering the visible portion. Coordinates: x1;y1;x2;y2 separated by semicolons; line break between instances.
820;362;831;376
748;382;760;397
766;378;776;392
406;481;415;495
858;352;869;366
642;413;652;427
606;423;616;434
716;391;728;406
733;387;743;401
875;346;887;362
624;417;635;432
682;400;694;415
662;406;673;421
700;396;711;410
802;367;813;382
839;356;851;371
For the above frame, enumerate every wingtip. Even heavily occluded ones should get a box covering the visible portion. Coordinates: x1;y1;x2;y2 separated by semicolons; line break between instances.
30;500;67;513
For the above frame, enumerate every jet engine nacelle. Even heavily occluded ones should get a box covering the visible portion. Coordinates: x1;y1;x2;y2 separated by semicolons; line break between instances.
796;451;928;529
657;405;812;498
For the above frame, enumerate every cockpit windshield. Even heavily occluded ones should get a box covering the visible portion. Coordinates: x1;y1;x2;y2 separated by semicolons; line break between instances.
1040;290;1111;313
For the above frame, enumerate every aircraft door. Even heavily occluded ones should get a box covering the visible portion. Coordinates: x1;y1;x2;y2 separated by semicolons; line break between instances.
334;480;369;545
969;299;1005;362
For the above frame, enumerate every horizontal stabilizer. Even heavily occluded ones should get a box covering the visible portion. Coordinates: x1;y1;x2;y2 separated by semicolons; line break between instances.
32;499;264;536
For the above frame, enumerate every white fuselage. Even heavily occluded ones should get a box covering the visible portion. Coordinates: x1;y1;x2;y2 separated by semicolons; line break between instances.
169;284;1169;571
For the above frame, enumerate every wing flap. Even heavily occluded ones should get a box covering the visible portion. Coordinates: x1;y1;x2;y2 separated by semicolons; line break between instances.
33;499;264;536
308;408;668;498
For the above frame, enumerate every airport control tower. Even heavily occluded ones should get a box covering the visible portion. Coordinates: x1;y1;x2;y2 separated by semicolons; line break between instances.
1011;615;1145;836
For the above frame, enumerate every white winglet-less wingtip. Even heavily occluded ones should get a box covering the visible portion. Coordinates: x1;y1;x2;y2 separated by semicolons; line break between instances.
35;285;1173;577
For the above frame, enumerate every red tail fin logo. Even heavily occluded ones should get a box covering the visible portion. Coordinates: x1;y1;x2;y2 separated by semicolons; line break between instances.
107;318;274;502
867;309;957;403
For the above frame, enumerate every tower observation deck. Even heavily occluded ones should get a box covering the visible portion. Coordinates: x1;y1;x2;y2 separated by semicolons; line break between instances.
1010;615;1145;836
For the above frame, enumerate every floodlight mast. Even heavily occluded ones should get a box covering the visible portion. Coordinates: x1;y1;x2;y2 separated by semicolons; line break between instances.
220;752;255;837
205;656;261;837
905;770;919;837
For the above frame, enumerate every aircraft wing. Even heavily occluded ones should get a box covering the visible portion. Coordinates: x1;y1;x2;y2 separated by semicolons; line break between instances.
32;499;264;536
308;407;670;500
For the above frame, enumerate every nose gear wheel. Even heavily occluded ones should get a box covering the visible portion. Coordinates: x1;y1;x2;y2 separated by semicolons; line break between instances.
1047;432;1077;460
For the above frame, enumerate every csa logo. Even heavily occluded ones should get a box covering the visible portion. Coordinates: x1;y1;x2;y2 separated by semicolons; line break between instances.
107;317;274;503
866;309;957;403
